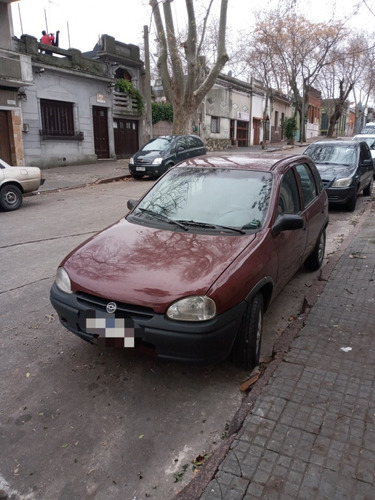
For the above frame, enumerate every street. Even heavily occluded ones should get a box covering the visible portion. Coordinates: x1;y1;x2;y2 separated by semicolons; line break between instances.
0;177;372;500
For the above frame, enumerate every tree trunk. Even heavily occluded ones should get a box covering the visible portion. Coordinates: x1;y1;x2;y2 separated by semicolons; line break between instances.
150;0;229;137
327;80;353;137
172;102;197;134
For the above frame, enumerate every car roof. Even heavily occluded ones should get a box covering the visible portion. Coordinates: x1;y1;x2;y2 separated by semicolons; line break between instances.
153;134;201;140
353;134;375;138
176;152;310;173
308;140;359;147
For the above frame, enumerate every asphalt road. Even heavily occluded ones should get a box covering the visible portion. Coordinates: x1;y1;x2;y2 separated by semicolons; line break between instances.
0;176;371;500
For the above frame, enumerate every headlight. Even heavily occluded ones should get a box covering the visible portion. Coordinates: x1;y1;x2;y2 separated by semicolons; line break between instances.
55;267;72;294
152;157;163;165
332;177;353;188
167;296;216;321
129;157;134;165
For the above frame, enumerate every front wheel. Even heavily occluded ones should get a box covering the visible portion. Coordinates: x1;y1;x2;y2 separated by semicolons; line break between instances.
0;184;23;211
231;293;263;371
346;193;357;212
304;229;326;271
363;177;373;196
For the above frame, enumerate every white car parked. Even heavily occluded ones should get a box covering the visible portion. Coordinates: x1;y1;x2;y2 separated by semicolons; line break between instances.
352;134;375;166
0;158;45;211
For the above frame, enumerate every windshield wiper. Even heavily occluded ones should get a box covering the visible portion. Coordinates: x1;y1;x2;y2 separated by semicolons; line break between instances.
176;220;245;234
137;208;188;230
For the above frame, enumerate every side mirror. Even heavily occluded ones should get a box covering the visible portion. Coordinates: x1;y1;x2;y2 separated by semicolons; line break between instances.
363;159;373;167
127;199;138;210
272;214;304;237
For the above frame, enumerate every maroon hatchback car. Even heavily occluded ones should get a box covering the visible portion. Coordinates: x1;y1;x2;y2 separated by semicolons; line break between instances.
50;153;328;370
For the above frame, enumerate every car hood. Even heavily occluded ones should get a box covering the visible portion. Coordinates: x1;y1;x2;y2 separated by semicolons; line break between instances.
62;218;256;312
134;150;165;161
314;162;356;181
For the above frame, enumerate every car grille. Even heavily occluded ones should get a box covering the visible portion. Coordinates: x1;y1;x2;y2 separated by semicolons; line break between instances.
76;291;154;321
136;158;152;166
321;179;330;188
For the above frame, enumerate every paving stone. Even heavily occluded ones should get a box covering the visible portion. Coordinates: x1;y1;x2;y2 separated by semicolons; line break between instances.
199;209;375;499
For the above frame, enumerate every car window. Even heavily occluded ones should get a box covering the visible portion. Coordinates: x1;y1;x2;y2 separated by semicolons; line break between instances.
296;164;317;206
133;167;273;230
306;144;356;166
177;137;188;151
142;137;171;152
359;142;371;162
185;136;196;149
278;169;300;215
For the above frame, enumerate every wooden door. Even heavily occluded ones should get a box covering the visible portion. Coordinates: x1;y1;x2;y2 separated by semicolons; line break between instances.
0;111;12;163
93;106;110;159
237;120;249;147
114;119;139;158
253;118;261;146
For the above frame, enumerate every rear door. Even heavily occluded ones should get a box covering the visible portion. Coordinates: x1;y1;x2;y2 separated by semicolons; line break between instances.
295;162;327;258
273;167;307;293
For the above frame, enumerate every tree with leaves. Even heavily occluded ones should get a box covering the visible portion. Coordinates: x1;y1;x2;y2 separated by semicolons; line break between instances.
240;5;346;142
150;0;229;134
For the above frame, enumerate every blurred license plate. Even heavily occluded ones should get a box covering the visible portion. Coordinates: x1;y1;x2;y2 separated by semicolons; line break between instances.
136;167;146;171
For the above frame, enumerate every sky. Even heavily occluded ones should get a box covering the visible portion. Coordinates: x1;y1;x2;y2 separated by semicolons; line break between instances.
10;0;375;55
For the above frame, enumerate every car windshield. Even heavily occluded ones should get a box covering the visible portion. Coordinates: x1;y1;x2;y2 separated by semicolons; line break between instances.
306;144;356;166
132;167;273;231
141;137;172;152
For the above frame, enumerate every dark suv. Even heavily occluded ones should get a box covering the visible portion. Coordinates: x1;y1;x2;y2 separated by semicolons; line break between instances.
304;140;374;211
129;134;206;179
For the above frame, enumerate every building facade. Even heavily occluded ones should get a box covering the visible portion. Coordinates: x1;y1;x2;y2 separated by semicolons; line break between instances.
0;0;145;168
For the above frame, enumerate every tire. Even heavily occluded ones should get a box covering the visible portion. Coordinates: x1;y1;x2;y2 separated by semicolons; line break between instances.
0;184;23;211
304;229;326;271
232;293;263;370
164;163;174;173
363;177;373;196
346;194;357;212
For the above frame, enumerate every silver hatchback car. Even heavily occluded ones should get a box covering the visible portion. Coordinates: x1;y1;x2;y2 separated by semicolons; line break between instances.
0;158;45;211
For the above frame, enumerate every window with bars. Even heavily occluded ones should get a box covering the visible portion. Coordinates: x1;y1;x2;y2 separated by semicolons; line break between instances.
40;99;75;137
211;116;220;133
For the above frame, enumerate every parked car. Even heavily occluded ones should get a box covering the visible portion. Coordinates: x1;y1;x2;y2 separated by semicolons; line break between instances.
360;122;375;134
304;140;374;211
50;153;328;370
129;134;206;179
0;158;45;211
352;134;375;165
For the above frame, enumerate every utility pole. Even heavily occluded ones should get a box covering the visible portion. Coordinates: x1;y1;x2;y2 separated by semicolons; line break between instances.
144;25;152;143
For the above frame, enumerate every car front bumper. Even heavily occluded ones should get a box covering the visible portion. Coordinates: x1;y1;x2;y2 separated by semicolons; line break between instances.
325;185;356;205
50;282;245;364
129;164;163;177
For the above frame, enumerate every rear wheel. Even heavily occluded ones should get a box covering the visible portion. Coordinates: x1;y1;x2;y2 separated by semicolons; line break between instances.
304;229;326;271
232;293;263;370
0;184;23;211
363;177;373;196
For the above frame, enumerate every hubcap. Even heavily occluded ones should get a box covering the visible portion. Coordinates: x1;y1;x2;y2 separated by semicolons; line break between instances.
4;191;17;206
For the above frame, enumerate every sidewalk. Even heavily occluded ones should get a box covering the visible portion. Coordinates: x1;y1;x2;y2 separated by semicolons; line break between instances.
38;158;131;192
174;201;375;499
36;142;307;193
